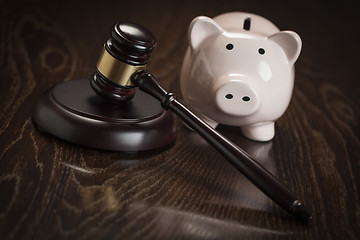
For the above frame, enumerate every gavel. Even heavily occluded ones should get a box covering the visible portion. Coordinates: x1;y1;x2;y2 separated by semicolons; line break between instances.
87;22;312;223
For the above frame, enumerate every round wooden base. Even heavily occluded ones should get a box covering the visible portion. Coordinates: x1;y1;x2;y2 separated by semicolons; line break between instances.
32;79;176;152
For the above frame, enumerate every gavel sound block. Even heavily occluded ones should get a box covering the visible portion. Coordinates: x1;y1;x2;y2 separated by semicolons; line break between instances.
32;22;176;151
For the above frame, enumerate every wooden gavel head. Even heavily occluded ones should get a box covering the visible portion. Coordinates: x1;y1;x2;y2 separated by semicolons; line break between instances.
90;22;156;103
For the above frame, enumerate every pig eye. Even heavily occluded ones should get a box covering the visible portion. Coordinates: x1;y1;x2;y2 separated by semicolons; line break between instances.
258;48;265;55
226;44;234;50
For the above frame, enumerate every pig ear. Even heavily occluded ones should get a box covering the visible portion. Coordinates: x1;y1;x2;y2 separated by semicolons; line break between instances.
188;16;224;51
268;31;302;65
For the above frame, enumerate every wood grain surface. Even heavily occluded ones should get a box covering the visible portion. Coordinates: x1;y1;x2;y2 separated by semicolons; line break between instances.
1;0;359;239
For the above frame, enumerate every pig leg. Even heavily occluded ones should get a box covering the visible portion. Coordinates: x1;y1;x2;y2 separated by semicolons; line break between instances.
241;122;275;142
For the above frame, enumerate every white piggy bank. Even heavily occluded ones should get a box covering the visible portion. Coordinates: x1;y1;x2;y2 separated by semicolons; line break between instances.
180;12;302;141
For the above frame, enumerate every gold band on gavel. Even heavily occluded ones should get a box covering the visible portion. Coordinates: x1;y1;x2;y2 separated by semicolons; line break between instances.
96;47;146;86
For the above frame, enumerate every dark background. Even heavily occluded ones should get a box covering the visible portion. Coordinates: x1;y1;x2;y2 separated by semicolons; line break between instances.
1;0;359;239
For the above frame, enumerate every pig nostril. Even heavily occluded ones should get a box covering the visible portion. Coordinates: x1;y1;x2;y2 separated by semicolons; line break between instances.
225;94;233;99
242;96;250;102
226;44;234;50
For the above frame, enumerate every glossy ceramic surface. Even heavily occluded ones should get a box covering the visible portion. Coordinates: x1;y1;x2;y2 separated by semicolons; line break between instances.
180;12;302;141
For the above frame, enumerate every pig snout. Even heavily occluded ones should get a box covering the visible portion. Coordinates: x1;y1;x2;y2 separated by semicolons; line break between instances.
214;81;260;116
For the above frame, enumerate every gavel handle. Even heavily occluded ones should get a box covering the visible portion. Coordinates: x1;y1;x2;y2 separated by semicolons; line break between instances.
131;70;312;223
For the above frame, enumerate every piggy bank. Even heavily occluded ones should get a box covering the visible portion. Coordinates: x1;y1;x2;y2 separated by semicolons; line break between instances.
180;12;302;141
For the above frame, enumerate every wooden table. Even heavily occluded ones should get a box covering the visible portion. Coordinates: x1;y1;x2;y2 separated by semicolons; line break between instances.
1;0;359;239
